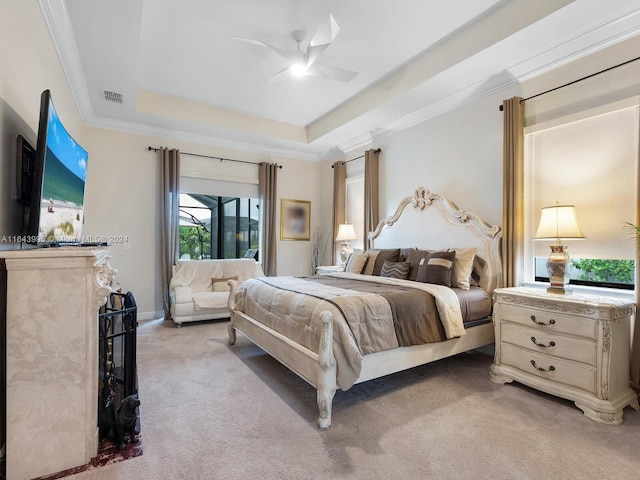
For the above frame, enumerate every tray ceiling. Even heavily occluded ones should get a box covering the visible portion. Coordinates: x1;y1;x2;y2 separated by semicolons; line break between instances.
41;0;640;160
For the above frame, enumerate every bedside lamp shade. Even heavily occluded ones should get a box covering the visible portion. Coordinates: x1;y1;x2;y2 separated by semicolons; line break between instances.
335;224;357;242
534;205;585;240
534;204;585;294
335;223;357;265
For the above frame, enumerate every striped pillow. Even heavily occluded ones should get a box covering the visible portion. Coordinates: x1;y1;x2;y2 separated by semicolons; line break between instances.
344;252;368;274
380;261;411;280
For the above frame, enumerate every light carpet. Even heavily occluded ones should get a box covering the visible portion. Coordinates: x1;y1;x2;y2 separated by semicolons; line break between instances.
66;318;640;480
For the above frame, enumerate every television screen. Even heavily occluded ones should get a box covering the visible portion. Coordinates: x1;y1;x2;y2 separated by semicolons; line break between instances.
28;90;88;245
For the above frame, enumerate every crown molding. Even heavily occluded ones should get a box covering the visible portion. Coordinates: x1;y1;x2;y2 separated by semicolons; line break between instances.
38;0;94;123
83;114;323;162
510;8;640;82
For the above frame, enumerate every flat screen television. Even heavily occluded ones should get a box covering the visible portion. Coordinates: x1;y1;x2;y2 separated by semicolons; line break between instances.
26;89;88;245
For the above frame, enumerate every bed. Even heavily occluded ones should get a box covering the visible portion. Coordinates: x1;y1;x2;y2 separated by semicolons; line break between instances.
227;187;502;428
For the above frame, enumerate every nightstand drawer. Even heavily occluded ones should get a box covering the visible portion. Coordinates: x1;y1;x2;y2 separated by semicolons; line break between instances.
501;344;597;395
499;304;596;339
501;323;597;366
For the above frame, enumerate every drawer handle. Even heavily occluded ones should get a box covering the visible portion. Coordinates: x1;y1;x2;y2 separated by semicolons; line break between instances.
530;336;556;348
530;360;555;372
530;315;555;326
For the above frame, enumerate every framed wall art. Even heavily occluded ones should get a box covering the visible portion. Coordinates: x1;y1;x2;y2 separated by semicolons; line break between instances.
280;199;310;240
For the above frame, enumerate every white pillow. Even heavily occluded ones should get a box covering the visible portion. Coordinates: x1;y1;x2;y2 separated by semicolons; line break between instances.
451;247;477;290
211;276;239;292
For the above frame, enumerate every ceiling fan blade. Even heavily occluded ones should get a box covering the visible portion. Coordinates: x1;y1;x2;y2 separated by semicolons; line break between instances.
228;36;296;63
305;63;358;82
305;43;330;68
309;13;340;47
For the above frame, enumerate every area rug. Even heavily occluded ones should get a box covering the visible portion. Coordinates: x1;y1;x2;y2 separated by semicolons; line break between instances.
33;419;142;480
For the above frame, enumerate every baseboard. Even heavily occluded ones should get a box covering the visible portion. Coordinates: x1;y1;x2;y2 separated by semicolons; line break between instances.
137;311;164;321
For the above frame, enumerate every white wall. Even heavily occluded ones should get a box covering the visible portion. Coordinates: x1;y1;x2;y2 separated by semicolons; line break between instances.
80;122;324;320
339;89;518;233
377;91;513;228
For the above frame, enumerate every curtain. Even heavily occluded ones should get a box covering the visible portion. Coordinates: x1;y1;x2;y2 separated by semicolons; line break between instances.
160;147;180;320
364;149;380;249
259;162;278;276
502;97;525;288
631;113;640;393
332;161;346;264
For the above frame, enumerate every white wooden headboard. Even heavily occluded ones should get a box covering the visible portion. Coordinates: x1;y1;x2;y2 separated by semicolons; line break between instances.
369;187;503;294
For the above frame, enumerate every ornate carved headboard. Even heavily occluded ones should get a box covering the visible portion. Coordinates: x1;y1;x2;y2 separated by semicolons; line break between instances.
369;187;503;295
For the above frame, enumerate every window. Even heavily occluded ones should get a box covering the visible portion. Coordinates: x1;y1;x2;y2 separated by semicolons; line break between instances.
525;105;638;290
178;193;259;260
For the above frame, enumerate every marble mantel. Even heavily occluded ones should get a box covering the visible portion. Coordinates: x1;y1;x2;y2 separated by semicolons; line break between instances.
0;247;115;480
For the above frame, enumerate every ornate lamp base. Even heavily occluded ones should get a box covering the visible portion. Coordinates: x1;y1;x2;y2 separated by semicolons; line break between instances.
339;242;352;265
546;244;572;294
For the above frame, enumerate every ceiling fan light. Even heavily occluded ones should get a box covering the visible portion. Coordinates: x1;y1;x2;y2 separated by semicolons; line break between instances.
289;62;307;76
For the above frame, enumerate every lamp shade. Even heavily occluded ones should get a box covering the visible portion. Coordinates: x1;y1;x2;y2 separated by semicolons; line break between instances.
335;223;357;242
534;204;585;240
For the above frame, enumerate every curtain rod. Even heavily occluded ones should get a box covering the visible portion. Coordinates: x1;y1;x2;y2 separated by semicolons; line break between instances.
498;54;640;111
147;146;283;169
331;148;381;168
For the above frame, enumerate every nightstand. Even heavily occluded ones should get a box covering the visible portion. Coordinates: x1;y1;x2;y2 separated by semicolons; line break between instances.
315;265;344;275
490;287;639;424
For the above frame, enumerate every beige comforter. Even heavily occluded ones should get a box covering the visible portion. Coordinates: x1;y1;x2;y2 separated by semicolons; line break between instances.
234;272;464;389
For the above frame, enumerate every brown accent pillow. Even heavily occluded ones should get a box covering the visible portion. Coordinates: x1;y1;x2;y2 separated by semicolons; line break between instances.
380;261;411;280
416;251;456;287
211;275;239;292
371;249;401;276
405;248;432;281
344;252;368;274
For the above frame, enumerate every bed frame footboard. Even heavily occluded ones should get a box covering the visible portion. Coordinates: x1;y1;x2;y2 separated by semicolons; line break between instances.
227;280;338;428
317;311;337;429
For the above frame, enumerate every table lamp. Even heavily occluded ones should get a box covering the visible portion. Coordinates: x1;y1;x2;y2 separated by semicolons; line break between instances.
335;223;357;265
534;203;585;294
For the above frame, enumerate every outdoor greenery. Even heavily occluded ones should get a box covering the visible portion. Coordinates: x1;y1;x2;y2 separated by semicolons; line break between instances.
572;259;634;285
179;225;211;259
571;222;639;286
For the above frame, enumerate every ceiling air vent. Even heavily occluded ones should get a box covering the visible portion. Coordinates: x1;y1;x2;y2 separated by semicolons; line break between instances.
101;90;124;104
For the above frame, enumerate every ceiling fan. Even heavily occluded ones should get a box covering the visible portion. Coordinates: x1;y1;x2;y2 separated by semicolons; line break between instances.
232;13;358;83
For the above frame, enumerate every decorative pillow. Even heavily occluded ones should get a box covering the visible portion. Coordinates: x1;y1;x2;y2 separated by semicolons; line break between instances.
362;250;379;275
211;275;239;292
416;250;456;287
344;252;369;274
451;247;477;290
368;249;401;276
405;248;432;281
470;255;486;287
400;247;415;262
380;261;411;280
